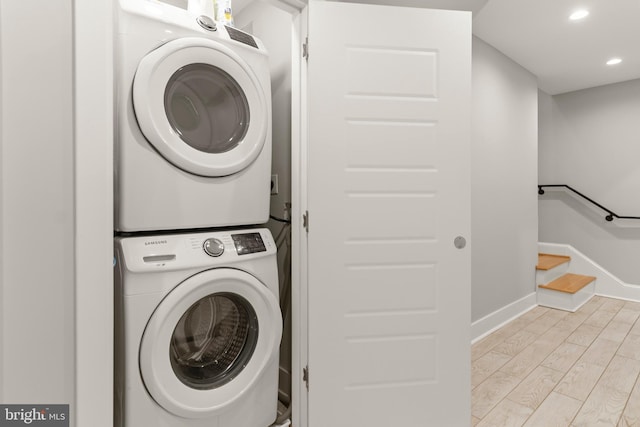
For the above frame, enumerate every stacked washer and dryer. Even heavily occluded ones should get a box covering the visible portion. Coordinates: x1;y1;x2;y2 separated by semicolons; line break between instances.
113;1;282;427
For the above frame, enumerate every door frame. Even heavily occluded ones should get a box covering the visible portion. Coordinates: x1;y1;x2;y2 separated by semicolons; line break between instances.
75;0;114;426
288;4;309;427
257;0;309;425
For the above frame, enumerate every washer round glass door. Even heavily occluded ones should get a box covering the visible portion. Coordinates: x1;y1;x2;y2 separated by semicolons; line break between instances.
170;292;258;390
133;37;268;177
139;268;281;419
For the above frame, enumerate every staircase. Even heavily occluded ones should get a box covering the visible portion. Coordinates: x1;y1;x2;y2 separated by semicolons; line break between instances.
536;253;596;312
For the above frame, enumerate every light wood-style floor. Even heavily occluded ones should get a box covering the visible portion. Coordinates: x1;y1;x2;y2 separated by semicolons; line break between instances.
472;296;640;426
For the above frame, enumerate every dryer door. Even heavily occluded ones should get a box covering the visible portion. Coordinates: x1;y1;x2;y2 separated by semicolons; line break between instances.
133;37;268;177
140;268;282;418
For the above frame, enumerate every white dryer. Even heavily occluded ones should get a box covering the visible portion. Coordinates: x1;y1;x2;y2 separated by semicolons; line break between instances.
115;0;272;232
114;228;282;427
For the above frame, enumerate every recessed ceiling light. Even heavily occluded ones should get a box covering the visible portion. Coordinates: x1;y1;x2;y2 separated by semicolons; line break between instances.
569;10;589;20
606;58;622;65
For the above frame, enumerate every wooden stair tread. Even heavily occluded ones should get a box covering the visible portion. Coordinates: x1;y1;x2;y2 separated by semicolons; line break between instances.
539;273;596;294
537;253;571;270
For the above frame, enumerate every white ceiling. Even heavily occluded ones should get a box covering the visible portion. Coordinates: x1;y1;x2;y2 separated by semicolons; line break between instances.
472;0;640;94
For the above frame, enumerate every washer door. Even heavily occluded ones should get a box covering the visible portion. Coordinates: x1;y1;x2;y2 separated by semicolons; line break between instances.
140;268;281;418
133;37;268;177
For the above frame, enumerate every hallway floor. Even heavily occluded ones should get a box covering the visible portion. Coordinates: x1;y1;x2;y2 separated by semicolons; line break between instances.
472;296;640;426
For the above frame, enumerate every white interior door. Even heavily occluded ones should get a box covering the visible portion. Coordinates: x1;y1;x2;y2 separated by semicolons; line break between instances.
306;2;472;426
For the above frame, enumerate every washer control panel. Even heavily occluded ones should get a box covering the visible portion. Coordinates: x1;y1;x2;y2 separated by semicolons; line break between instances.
116;228;275;273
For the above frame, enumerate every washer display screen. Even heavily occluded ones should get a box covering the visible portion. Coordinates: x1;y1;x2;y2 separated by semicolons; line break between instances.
231;233;266;255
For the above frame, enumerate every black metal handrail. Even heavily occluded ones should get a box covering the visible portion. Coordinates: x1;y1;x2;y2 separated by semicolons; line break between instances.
538;184;640;222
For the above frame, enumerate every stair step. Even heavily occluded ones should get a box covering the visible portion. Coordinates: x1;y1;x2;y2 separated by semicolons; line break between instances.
539;273;596;294
537;253;571;271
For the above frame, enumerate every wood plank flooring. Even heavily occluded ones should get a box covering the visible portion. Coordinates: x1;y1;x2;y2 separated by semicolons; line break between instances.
472;296;640;426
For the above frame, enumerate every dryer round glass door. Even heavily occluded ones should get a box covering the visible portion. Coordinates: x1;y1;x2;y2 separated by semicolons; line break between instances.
139;268;282;419
133;37;269;177
164;64;250;155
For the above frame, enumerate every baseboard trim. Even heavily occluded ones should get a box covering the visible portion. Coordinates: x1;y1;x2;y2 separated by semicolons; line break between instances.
539;242;640;303
471;292;537;343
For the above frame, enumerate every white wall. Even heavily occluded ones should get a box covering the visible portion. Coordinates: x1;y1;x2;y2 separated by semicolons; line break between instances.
471;37;539;322
0;0;75;403
539;79;640;284
236;2;293;219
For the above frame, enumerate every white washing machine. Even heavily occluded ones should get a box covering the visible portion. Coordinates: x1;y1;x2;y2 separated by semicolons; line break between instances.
115;0;272;232
114;228;282;427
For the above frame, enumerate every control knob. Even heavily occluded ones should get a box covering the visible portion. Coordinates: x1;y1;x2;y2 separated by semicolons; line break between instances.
203;238;224;257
